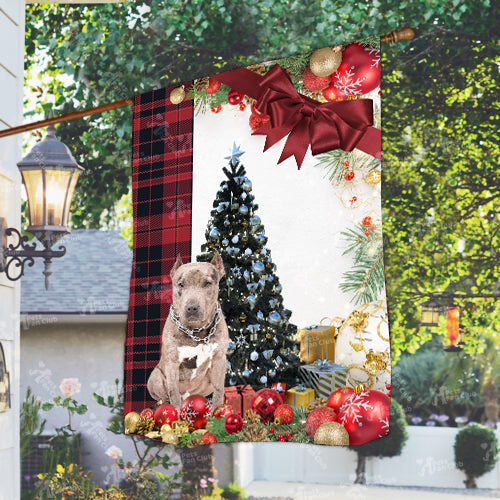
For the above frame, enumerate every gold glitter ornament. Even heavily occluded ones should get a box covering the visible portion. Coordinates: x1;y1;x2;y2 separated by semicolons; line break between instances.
171;420;190;435
160;423;172;434
309;46;342;77
124;411;140;434
170;85;186;105
314;421;350;446
349;310;369;332
145;431;161;439
365;170;382;186
363;349;388;375
161;430;179;445
135;415;155;435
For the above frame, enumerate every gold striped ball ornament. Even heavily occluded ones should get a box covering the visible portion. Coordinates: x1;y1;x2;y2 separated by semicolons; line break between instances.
170;85;186;105
309;46;343;77
314;421;350;446
124;411;140;434
365;170;381;186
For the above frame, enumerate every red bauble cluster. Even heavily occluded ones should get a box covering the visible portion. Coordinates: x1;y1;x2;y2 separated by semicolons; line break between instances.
140;408;154;420
278;432;292;442
305;407;337;439
302;66;331;91
251;389;283;423
344;171;355;181
338;389;390;445
180;395;211;430
206;77;221;94
224;413;244;434
212;404;233;420
362;216;373;227
201;432;218;444
327;386;354;412
154;403;178;427
274;403;294;425
227;88;244;105
249;103;270;131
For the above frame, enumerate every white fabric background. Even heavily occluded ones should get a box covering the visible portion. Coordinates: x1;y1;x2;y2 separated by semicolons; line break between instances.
192;103;386;330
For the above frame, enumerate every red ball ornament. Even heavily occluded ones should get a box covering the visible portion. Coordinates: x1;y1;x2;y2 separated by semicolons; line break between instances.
302;66;331;91
224;413;244;434
344;171;355;181
213;404;233;420
180;395;211;430
201;432;218;444
211;105;222;114
269;427;275;433
239;103;247;111
322;84;347;102
362;216;373;227
249;113;270;132
227;88;244;105
206;77;221;94
331;43;380;97
251;389;283;423
140;408;154;420
285;432;292;439
305;407;337;439
365;229;371;236
274;403;294;425
386;384;391;390
338;389;390;446
154;404;178;427
327;386;354;412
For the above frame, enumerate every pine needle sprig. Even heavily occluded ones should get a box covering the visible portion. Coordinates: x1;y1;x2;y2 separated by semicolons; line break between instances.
188;83;231;115
357;35;381;49
339;223;385;305
274;50;313;85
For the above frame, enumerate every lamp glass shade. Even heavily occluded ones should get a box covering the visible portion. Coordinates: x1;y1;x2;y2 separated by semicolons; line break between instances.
420;301;439;327
21;167;79;230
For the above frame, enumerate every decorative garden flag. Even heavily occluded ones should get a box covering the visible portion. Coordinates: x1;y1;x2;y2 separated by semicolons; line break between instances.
124;38;391;446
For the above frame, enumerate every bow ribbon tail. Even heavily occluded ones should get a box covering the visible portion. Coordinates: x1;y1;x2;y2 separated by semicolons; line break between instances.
277;119;311;168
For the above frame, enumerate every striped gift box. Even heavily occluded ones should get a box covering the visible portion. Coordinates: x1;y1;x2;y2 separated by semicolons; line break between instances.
298;361;347;399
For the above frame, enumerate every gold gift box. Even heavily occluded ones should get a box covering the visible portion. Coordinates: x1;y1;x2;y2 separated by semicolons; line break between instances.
296;322;337;363
285;386;315;407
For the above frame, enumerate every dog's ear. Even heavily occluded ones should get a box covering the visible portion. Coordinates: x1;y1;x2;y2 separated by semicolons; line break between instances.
210;251;225;279
170;255;184;278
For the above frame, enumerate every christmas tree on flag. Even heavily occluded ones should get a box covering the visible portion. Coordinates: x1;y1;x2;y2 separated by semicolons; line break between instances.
198;143;300;389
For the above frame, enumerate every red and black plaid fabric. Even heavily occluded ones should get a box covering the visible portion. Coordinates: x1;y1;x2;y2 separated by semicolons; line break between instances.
124;84;194;414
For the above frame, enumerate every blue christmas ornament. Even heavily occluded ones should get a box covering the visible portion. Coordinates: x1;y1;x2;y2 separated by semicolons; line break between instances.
222;238;229;247
276;356;283;365
242;178;252;192
261;248;267;255
260;375;268;384
232;235;239;244
269;298;279;308
248;295;257;309
244;248;252;256
252;261;265;273
256;234;265;244
250;215;261;225
247;324;260;334
269;311;281;324
263;349;274;360
269;369;276;378
224;220;230;227
209;227;220;239
228;342;235;350
250;351;259;361
239;205;249;215
259;278;266;287
247;283;259;293
243;368;251;377
257;311;264;321
241;192;248;200
274;283;282;292
243;270;251;281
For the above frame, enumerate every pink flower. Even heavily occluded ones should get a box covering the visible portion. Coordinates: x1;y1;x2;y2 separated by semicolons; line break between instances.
200;479;208;489
105;445;123;460
59;378;81;398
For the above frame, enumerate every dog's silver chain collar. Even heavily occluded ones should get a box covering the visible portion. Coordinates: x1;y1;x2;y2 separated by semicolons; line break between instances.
170;305;221;344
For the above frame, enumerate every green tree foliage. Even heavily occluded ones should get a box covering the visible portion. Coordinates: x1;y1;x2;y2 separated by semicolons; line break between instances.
454;423;498;488
382;29;499;361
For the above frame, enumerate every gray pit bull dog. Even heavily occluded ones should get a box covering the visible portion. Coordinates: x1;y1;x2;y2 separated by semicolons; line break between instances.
147;252;229;411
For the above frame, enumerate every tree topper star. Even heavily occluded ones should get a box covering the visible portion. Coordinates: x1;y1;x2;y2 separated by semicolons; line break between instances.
225;142;245;166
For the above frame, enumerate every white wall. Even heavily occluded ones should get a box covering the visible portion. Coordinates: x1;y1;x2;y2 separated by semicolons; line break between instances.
242;426;500;489
0;1;25;498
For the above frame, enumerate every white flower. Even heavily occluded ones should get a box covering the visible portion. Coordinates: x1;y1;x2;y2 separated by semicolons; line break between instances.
105;445;123;460
59;378;81;398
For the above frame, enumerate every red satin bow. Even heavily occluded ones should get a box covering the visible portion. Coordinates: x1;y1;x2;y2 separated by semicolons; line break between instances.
252;65;374;168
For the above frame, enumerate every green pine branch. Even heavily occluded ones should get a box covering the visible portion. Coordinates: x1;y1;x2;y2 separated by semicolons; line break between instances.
357;35;381;49
339;223;385;305
274;50;312;85
315;149;381;184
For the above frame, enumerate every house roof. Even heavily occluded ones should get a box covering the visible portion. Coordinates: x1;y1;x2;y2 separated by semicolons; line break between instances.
21;230;132;314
